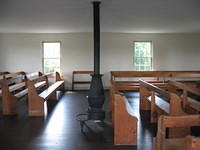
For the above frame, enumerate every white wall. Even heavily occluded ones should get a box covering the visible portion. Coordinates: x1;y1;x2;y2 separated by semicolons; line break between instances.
0;33;200;89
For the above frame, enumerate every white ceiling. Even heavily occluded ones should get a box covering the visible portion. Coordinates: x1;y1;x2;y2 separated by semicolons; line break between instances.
0;0;200;33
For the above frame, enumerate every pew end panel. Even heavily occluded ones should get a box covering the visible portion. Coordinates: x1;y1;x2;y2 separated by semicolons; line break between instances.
114;93;138;145
56;72;65;91
28;80;46;116
1;79;18;115
139;82;151;111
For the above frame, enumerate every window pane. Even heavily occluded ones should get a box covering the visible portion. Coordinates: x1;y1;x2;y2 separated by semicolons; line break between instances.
134;42;152;57
43;59;60;73
134;42;152;71
43;42;60;58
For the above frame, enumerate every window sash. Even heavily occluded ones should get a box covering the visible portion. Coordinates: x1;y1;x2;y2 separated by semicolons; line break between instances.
42;42;61;73
133;41;153;71
43;58;60;73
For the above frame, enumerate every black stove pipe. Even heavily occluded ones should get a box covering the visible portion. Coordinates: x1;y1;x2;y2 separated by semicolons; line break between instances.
87;1;105;121
93;1;100;75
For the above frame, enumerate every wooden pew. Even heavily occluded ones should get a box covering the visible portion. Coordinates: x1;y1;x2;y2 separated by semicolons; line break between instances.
110;71;200;120
168;81;200;113
1;72;27;115
27;72;64;116
72;71;94;90
1;72;48;115
111;71;200;91
139;80;187;122
113;92;138;145
153;115;200;150
140;80;200;138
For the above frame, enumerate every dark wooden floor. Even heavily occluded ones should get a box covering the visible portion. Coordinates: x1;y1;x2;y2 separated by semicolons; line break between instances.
0;91;156;150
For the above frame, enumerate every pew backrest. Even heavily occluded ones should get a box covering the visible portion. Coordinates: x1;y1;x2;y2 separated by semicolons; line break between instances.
72;71;94;90
111;71;200;81
111;71;200;91
154;115;200;150
169;81;200;112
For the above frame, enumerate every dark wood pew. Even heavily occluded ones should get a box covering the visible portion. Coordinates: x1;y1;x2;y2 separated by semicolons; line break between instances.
113;92;138;145
27;72;64;116
72;71;94;90
153;115;200;150
111;71;200;91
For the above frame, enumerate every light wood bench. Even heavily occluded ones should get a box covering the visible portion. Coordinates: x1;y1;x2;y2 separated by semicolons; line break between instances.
140;80;200;138
113;92;138;145
27;72;64;116
139;80;187;122
1;72;48;115
111;71;200;91
168;81;200;113
1;72;27;115
154;115;200;150
72;71;94;90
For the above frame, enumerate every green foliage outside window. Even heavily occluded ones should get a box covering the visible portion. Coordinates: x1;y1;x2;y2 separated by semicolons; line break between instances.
44;59;60;73
134;42;152;71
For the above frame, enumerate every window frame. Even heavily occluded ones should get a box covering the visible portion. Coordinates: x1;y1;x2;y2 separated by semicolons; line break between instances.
133;41;153;71
42;41;61;73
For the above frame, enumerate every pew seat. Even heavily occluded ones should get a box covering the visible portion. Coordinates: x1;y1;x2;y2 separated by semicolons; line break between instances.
147;95;169;114
39;81;64;99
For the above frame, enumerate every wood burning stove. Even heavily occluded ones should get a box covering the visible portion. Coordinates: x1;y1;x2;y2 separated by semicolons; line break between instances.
77;1;105;133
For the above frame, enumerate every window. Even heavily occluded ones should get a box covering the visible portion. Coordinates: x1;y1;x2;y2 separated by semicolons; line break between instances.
134;41;153;71
43;42;60;73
